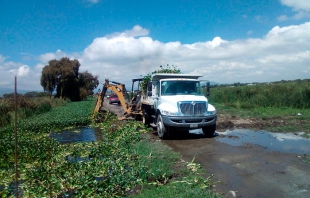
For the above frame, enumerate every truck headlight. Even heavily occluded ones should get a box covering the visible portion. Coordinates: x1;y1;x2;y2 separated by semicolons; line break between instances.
161;110;178;116
206;104;216;115
206;109;216;115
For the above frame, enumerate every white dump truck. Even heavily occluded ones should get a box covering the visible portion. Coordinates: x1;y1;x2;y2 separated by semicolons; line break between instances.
139;73;217;139
93;73;217;139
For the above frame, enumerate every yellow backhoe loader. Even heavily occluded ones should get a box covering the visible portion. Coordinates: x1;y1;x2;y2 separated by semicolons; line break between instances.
92;79;143;120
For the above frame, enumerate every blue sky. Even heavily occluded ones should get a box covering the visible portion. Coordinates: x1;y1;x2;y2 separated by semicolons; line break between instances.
1;0;310;92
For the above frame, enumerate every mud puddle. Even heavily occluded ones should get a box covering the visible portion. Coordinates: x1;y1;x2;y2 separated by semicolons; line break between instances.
216;129;310;154
164;129;310;198
189;129;310;154
50;127;102;144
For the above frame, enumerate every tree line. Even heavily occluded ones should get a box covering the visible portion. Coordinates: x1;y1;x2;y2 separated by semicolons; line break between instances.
40;57;99;101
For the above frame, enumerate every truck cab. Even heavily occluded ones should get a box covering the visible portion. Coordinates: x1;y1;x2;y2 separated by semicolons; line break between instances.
140;73;217;139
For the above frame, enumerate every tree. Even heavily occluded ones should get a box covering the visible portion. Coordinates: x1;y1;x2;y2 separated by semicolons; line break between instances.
79;71;99;99
40;57;98;101
40;60;58;97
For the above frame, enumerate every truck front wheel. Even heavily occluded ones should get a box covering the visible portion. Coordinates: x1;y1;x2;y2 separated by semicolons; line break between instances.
157;114;170;139
202;124;216;138
142;109;150;126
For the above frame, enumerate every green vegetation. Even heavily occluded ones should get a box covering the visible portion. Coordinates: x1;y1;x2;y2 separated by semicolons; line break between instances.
208;81;310;109
0;98;217;197
40;57;99;101
140;64;182;93
0;95;67;127
207;80;310;132
134;139;219;198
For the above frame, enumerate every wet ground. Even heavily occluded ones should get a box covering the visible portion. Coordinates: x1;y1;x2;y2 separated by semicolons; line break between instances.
162;129;310;198
102;100;310;198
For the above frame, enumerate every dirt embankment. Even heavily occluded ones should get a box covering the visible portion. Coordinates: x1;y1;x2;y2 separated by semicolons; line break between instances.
216;114;307;132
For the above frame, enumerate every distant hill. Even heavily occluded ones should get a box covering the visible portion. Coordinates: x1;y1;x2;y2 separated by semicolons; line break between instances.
210;81;219;85
0;87;42;97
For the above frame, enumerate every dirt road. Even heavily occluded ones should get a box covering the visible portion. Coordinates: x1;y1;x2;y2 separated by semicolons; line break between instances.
102;100;310;198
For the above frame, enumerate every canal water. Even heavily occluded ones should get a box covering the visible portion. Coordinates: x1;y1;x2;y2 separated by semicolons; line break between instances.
49;127;103;144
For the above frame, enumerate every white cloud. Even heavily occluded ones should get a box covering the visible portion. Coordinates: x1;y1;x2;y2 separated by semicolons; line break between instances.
279;0;310;20
278;15;288;21
80;23;310;86
105;25;149;38
255;15;262;22
123;25;150;37
39;49;67;63
9;65;30;77
258;51;310;64
281;0;310;12
246;30;253;35
1;23;310;91
87;0;100;4
0;55;43;90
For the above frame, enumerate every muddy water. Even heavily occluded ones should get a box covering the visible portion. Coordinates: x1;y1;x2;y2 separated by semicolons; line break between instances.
217;129;310;154
50;127;102;144
165;129;310;198
189;129;310;154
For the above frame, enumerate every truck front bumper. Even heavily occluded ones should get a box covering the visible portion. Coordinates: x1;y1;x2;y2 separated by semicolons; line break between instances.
162;114;217;129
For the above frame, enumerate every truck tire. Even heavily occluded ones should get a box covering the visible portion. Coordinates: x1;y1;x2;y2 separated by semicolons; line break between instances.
202;124;216;138
157;114;170;139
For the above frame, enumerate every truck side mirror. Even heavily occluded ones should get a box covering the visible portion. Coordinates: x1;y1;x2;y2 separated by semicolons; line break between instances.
147;82;152;91
206;81;210;96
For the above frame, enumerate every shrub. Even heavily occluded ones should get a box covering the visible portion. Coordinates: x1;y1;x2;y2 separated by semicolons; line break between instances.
0;104;11;127
35;102;52;114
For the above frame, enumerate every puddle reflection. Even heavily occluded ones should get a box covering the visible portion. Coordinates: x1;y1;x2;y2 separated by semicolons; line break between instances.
214;129;310;154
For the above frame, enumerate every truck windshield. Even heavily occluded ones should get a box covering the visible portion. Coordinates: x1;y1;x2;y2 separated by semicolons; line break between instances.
161;80;203;96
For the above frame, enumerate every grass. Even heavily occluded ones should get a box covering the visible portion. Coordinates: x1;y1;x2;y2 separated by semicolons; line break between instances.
205;81;310;133
214;103;309;118
208;81;310;109
132;134;220;198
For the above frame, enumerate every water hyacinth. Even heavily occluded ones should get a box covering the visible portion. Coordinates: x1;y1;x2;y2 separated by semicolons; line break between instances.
0;99;151;197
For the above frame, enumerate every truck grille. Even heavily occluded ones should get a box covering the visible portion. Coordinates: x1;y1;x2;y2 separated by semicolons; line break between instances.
178;101;207;116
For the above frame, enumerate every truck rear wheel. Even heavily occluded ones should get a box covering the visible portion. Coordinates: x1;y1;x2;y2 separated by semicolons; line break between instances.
202;124;216;137
157;114;170;139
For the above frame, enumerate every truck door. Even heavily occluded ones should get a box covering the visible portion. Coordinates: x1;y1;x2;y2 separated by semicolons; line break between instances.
153;81;160;110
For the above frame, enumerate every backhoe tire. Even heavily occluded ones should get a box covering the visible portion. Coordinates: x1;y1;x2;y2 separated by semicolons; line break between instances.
202;124;216;138
157;114;170;139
